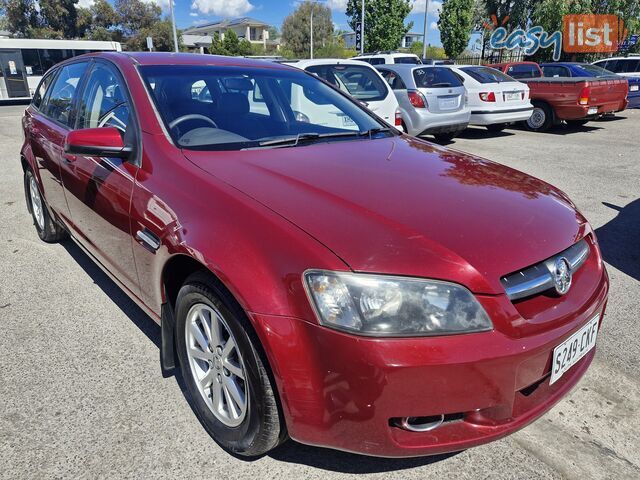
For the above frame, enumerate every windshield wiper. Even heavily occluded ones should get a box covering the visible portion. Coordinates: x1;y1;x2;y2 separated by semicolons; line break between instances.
257;133;321;147
250;128;392;149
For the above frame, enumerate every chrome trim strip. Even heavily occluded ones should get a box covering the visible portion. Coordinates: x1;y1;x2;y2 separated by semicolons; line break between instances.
501;239;590;301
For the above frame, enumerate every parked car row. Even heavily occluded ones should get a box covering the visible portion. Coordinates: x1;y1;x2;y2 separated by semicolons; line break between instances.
289;56;635;138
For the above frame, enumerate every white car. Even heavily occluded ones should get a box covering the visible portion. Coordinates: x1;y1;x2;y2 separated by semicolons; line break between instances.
352;52;422;66
285;59;402;130
446;65;533;132
592;55;640;78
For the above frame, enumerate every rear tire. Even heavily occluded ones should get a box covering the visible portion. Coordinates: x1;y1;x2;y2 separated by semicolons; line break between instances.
486;123;506;132
24;169;67;243
526;102;554;132
175;272;284;457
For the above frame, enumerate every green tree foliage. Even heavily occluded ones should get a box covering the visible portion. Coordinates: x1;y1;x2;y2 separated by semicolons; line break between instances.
439;0;475;58
282;0;334;58
0;0;39;37
38;0;78;38
346;0;413;52
209;30;252;56
115;0;161;37
315;35;355;59
127;18;182;52
409;41;447;59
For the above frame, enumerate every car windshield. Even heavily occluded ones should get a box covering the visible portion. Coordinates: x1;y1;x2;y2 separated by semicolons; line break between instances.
305;64;388;102
394;56;421;65
412;67;463;88
140;65;391;151
460;66;515;83
577;64;617;77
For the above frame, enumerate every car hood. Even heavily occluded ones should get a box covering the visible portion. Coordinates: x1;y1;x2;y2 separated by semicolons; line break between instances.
184;136;586;294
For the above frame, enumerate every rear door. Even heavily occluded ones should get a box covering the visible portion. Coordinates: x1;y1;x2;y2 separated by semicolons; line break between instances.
59;60;140;294
413;67;465;114
0;50;29;98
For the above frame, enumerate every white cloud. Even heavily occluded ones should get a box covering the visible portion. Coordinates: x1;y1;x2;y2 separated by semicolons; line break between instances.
190;12;198;17
430;21;438;30
411;0;442;16
326;0;348;10
191;0;255;16
77;0;95;8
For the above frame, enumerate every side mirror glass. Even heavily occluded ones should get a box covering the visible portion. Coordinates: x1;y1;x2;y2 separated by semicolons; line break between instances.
64;127;132;159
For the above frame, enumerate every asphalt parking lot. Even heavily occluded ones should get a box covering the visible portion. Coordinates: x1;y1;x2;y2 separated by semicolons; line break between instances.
0;104;638;479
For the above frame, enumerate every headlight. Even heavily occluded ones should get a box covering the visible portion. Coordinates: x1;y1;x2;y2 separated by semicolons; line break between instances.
304;270;492;337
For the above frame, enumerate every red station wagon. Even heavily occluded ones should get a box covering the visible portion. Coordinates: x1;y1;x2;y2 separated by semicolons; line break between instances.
21;53;609;458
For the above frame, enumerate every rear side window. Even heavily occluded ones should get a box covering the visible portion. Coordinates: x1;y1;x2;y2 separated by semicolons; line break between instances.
43;61;89;127
306;64;388;102
32;69;57;109
619;59;640;73
394;56;420;65
367;57;385;65
506;64;542;79
413;67;463;88
578;64;616;77
379;68;407;90
460;66;516;83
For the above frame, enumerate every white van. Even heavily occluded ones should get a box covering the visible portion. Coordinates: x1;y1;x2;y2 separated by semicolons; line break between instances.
285;59;402;129
352;52;422;66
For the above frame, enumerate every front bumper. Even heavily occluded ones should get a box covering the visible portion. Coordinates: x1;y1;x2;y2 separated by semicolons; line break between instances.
252;267;609;457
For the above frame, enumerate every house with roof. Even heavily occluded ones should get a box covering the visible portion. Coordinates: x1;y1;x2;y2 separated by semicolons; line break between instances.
182;17;277;52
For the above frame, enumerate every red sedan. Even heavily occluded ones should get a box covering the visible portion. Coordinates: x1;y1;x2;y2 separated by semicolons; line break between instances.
21;53;608;458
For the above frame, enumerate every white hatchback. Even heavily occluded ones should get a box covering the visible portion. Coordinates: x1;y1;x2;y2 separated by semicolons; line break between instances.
286;59;402;130
446;65;534;131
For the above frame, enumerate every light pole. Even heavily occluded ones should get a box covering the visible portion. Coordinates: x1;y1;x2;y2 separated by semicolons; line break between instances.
422;0;430;61
169;0;179;53
361;0;365;55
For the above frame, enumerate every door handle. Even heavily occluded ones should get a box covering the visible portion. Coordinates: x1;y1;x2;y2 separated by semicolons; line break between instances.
136;229;161;253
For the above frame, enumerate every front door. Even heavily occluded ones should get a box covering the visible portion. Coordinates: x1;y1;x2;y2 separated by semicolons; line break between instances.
59;61;140;296
0;50;30;98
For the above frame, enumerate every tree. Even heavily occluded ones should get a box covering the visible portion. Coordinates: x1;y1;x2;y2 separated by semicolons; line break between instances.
438;0;475;58
39;0;79;38
266;25;279;40
410;41;447;59
222;29;241;55
282;1;334;58
92;0;117;29
115;0;161;37
210;32;226;55
346;0;413;52
1;0;39;37
127;18;181;52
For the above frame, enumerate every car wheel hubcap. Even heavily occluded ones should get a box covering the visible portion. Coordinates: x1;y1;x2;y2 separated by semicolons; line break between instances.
529;108;545;128
185;303;248;427
29;176;45;231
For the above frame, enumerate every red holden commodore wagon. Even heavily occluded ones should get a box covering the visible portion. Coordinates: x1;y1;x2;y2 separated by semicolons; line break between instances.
21;52;609;458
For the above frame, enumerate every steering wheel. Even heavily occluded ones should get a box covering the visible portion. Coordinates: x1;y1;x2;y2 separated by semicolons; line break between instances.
169;114;218;130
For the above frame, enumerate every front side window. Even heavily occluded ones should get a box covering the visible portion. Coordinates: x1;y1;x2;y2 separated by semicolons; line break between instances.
43;61;89;127
140;65;390;151
306;64;388;102
460;66;516;83
413;67;463;88
76;63;131;136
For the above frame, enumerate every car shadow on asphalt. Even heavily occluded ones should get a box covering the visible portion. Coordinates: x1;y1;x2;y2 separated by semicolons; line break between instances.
456;127;516;141
595;199;640;281
60;238;162;351
268;440;459;472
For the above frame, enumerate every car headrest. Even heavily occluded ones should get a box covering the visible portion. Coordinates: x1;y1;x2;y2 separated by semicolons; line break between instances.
217;93;250;116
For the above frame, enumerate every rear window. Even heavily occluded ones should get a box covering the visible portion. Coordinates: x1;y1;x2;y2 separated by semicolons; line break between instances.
460;66;516;83
412;67;463;88
506;64;542;79
306;64;388;102
577;64;617;77
394;56;421;65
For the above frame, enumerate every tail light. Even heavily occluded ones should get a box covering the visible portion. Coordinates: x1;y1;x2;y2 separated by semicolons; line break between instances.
479;92;496;102
579;87;590;105
408;90;427;109
394;109;403;127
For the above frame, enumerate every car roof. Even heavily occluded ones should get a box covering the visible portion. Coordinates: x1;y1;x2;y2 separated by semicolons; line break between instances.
490;61;539;67
354;53;419;58
84;51;295;70
288;58;374;68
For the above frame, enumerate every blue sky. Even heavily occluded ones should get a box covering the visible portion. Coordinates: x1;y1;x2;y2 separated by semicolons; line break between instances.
95;0;445;46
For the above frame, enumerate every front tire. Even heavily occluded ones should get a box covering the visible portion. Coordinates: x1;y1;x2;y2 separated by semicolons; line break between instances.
175;272;284;457
24;169;67;243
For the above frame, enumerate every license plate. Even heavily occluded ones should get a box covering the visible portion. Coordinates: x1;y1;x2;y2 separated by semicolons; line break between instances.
588;107;598;115
505;92;520;101
438;97;457;110
550;315;599;385
631;85;639;92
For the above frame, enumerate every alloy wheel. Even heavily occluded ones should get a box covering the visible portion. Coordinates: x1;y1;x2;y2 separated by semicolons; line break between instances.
185;303;248;427
29;175;45;231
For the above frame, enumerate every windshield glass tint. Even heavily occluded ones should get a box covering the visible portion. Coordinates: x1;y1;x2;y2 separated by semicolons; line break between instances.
413;67;463;88
305;64;388;102
140;65;387;151
460;66;515;83
394;56;421;64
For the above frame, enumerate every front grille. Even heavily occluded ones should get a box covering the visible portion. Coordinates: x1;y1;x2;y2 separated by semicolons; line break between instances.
500;239;590;301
